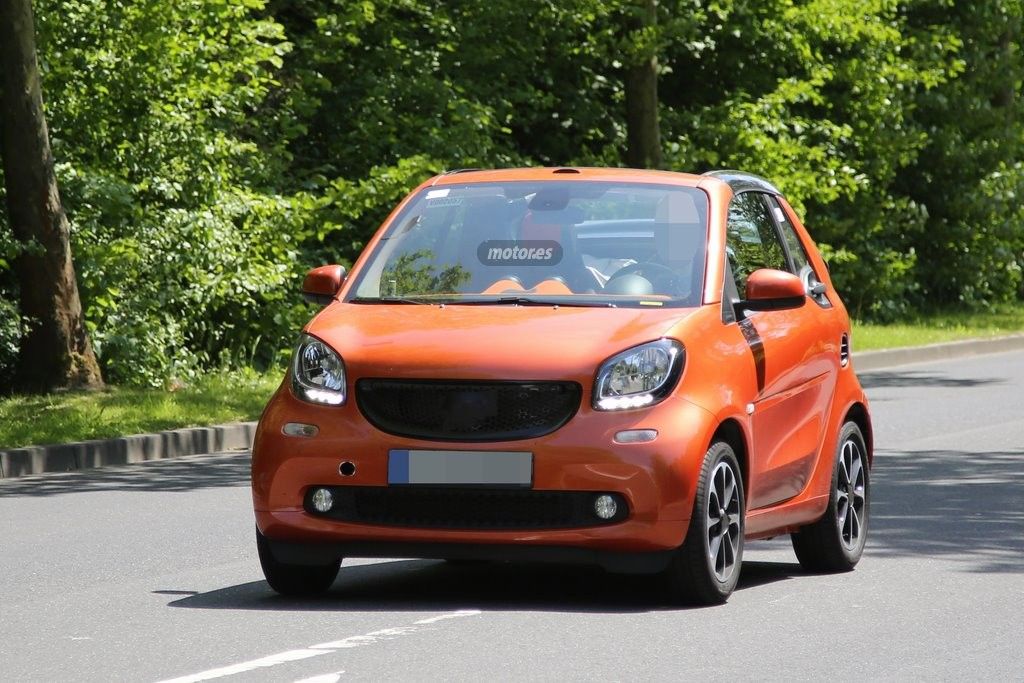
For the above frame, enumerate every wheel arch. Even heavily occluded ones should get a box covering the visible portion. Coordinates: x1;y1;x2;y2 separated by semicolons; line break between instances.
844;401;873;467
711;417;750;499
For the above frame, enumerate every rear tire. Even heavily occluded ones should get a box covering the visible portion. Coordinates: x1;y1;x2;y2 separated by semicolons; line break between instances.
663;441;745;605
791;421;869;572
256;527;341;596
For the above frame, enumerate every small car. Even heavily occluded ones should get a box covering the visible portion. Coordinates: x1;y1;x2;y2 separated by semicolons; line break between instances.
252;167;872;605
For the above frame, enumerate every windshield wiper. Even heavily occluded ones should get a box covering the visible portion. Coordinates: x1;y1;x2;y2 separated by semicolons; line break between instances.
350;296;447;305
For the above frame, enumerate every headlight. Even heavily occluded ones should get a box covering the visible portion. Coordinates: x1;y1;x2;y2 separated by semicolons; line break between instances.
291;333;346;405
593;339;684;411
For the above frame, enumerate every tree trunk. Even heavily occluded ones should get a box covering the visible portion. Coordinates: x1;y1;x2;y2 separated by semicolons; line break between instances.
0;0;103;392
624;0;662;169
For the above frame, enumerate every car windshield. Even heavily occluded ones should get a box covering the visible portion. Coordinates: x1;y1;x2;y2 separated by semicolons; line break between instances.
349;180;709;308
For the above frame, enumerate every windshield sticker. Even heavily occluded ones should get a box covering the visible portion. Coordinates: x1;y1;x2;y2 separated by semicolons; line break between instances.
426;189;450;199
477;240;563;266
426;196;464;208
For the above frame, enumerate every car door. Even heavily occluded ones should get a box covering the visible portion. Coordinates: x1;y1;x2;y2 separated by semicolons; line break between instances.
725;191;841;510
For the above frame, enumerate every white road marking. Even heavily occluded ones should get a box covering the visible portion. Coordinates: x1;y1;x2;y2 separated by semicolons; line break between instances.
293;673;344;683
309;626;419;650
155;610;482;683
414;609;480;625
158;650;329;683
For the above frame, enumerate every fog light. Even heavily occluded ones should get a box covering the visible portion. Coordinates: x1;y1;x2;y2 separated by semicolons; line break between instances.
311;488;334;513
594;494;618;520
283;422;319;438
614;429;658;444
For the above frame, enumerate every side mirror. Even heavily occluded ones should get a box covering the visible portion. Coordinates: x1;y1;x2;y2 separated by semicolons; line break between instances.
742;268;806;312
302;265;346;306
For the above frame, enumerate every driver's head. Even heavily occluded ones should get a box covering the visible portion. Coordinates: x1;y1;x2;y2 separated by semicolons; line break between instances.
653;192;702;265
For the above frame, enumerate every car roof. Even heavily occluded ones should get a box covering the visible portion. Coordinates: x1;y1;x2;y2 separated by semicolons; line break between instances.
427;167;707;187
426;167;782;197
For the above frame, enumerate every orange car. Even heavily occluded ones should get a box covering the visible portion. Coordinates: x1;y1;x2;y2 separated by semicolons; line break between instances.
252;167;872;605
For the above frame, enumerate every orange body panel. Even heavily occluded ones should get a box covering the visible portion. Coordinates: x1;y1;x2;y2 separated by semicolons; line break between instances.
252;167;872;562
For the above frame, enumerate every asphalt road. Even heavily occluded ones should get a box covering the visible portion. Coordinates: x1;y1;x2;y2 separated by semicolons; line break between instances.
2;350;1023;681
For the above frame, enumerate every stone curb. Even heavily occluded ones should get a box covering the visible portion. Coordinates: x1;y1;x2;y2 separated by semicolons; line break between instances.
853;333;1024;372
0;421;256;480
2;334;1022;480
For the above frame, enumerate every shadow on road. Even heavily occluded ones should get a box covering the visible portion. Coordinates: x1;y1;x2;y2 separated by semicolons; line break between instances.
165;558;803;614
859;370;1004;389
869;448;1024;574
0;452;250;497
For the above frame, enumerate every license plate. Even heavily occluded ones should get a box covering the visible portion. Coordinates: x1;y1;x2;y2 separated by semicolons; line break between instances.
388;449;533;487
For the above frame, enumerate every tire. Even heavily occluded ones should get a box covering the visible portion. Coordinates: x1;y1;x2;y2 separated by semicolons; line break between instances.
663;441;745;605
791;421;869;572
256;527;341;596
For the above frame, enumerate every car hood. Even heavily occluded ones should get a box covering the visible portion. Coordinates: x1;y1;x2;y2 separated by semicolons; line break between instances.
306;303;695;381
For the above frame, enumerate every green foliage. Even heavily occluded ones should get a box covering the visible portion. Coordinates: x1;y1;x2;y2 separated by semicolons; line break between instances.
16;0;312;385
0;295;19;389
660;0;954;318
896;0;1024;311
2;0;1022;389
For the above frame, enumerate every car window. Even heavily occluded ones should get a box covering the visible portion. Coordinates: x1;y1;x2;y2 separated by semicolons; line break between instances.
348;181;709;308
764;195;810;273
725;192;787;293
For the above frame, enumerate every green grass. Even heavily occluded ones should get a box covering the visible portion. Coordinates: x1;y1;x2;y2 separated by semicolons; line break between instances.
852;304;1024;351
0;369;283;450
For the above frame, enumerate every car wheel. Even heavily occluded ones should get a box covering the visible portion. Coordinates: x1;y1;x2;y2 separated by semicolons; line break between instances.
791;421;869;572
256;527;341;596
664;441;745;605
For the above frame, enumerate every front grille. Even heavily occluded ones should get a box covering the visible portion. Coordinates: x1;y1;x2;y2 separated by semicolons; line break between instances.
305;486;627;530
355;379;581;442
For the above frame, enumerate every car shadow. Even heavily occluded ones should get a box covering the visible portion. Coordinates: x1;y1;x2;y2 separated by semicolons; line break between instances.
164;558;803;614
858;370;1004;389
160;446;1024;614
867;448;1024;574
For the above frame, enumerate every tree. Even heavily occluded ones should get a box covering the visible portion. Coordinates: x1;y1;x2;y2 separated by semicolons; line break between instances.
0;0;102;391
622;0;662;168
896;0;1024;309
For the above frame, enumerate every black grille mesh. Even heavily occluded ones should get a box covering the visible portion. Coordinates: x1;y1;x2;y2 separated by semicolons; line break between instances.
306;487;627;530
355;379;581;441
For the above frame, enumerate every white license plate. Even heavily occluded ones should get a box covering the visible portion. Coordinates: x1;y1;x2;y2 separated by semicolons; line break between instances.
388;449;533;487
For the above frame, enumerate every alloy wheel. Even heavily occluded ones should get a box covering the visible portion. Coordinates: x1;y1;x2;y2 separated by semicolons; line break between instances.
705;460;742;582
836;436;867;551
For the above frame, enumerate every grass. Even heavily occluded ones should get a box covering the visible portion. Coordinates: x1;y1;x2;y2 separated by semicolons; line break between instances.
0;369;282;450
2;303;1023;450
852;304;1024;351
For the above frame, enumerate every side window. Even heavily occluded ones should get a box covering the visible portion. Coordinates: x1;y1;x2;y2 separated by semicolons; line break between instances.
726;192;787;293
765;195;832;307
765;195;809;273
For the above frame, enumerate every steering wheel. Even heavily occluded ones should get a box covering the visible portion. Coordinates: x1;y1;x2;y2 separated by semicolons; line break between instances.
606;262;682;294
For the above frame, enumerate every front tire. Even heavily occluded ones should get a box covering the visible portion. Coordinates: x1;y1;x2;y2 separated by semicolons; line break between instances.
791;421;869;572
256;527;341;596
663;441;745;605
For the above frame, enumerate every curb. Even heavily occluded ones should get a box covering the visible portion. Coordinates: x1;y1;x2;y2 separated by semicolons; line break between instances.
0;422;256;480
853;333;1024;372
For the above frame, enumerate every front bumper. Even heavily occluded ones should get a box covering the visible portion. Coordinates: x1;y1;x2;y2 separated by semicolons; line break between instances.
252;384;718;557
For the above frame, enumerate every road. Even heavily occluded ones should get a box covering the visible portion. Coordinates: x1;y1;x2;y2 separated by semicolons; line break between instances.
2;350;1023;681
